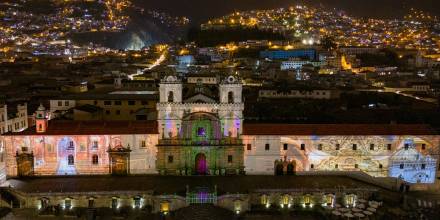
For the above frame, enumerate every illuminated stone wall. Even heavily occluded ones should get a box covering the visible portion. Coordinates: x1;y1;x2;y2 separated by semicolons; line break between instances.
1;134;158;177
243;135;439;183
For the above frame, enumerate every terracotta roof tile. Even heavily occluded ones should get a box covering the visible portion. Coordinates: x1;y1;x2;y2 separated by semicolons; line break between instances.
5;120;158;136
243;124;437;136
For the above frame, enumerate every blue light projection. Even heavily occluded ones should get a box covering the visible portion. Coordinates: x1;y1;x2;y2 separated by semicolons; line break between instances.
56;137;77;175
388;139;437;183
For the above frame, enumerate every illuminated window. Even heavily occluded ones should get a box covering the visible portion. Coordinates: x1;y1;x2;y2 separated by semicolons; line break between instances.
68;155;74;165
160;201;169;213
265;144;270;151
168;155;173;163
111;198;118;209
345;194;356;207
234;200;241;212
65;199;71;209
283;144;288;150
247;144;252;151
134;197;141;208
325;194;333;206
260;194;268;205
370;144;374;150
282;194;290;205
41;198;49;209
92;155;98;165
300;144;305;150
197;127;206;137
303;195;311;205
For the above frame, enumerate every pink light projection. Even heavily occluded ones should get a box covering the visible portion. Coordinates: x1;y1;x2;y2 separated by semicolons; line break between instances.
196;153;207;175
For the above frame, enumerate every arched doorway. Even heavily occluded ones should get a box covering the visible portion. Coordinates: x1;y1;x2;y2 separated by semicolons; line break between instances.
195;153;208;175
287;162;295;175
275;161;284;176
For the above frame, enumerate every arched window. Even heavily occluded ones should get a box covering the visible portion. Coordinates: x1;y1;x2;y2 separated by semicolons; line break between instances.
303;194;311;205
324;194;334;206
160;201;169;213
345;194;356;207
260;194;268;205
168;91;174;102
92;155;98;165
228;91;234;103
281;194;290;205
68;155;74;165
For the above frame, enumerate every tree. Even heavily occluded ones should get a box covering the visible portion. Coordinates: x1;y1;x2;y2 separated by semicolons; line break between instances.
321;36;337;51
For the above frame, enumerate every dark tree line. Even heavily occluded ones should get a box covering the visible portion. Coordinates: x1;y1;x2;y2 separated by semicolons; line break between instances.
357;49;402;66
187;27;287;47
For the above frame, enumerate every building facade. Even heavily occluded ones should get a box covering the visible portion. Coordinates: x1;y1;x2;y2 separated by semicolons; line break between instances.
49;92;157;121
0;76;439;185
0;103;28;134
156;75;245;175
241;124;439;183
260;49;317;60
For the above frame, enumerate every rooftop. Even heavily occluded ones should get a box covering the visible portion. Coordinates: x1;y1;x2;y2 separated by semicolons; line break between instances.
242;124;438;136
7;175;379;195
3;120;158;136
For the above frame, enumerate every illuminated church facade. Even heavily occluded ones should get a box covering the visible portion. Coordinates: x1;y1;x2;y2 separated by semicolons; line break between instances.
0;75;439;185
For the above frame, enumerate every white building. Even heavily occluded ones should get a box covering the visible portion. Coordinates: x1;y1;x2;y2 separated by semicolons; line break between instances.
0;103;28;134
280;60;324;70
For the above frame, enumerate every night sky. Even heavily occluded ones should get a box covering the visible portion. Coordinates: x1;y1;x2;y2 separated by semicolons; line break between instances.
133;0;440;23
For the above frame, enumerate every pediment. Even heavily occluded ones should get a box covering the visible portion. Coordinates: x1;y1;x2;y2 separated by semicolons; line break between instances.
184;93;216;103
